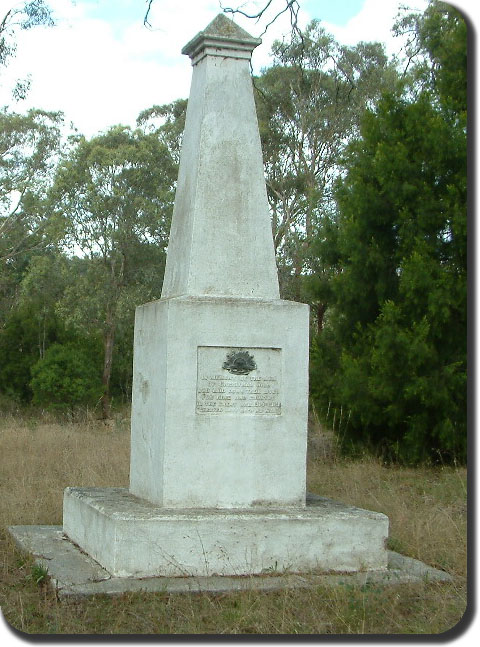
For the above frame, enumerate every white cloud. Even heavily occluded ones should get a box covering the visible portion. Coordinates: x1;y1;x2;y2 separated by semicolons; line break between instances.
322;0;478;59
321;0;428;56
1;0;190;136
1;0;314;137
1;0;475;139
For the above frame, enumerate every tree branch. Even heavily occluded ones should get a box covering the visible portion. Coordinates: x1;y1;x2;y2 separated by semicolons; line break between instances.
144;0;155;29
221;0;302;39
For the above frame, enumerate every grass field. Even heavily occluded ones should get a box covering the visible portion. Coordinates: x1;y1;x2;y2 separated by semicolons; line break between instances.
0;408;468;635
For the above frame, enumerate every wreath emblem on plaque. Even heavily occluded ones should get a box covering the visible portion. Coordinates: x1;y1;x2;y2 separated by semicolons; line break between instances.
222;350;257;375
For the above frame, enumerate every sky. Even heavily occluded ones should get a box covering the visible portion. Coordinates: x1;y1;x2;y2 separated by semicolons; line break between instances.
0;0;475;138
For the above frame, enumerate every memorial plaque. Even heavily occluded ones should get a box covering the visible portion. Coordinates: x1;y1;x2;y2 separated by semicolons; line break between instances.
196;346;282;415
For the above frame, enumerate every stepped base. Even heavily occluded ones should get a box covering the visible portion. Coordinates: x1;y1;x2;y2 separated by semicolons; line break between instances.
62;487;389;578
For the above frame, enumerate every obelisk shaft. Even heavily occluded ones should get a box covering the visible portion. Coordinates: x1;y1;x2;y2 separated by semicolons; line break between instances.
161;14;279;300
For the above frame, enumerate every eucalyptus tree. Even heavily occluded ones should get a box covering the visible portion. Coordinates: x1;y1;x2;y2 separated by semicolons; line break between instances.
51;125;176;417
137;99;187;166
1;0;54;100
0;107;63;321
254;20;398;313
1;0;53;66
0;108;63;255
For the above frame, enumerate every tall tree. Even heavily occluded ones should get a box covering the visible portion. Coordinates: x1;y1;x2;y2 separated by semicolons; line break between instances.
137;99;187;166
310;1;467;463
50;125;176;417
254;20;398;317
0;108;63;321
0;108;63;258
1;0;53;66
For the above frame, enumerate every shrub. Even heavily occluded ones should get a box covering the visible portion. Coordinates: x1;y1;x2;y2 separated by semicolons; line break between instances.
30;343;102;412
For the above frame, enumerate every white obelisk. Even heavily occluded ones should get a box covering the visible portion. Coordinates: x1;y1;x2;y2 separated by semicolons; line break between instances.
62;15;388;578
129;13;309;510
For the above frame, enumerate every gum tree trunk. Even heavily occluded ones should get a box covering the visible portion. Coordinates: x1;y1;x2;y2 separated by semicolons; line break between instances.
101;318;115;419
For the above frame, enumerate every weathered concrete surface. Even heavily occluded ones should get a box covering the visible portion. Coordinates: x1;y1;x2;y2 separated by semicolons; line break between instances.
8;525;110;591
8;525;452;601
129;296;309;508
62;489;388;578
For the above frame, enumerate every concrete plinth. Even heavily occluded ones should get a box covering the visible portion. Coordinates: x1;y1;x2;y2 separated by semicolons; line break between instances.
63;488;389;578
129;296;309;509
8;525;452;599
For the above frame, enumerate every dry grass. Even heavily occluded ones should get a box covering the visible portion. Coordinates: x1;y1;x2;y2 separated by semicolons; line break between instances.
0;408;130;526
307;456;467;578
0;409;468;636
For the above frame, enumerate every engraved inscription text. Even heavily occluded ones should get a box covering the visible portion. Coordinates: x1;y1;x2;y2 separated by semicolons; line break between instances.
196;346;281;415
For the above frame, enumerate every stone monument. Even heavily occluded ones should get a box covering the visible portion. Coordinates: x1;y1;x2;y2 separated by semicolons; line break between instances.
61;14;389;578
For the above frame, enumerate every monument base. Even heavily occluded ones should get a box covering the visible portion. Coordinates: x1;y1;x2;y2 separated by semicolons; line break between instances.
63;487;389;578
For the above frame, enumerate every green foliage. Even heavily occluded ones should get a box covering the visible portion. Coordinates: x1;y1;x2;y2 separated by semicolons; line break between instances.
30;341;103;411
49;124;175;416
0;108;63;321
29;563;49;586
394;1;467;122
137;99;187;164
0;251;77;403
0;306;43;401
0;301;69;402
310;2;467;463
254;18;397;312
1;1;54;77
0;109;178;410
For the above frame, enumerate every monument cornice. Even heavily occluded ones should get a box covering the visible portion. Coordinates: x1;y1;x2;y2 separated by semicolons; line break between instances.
182;13;261;64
